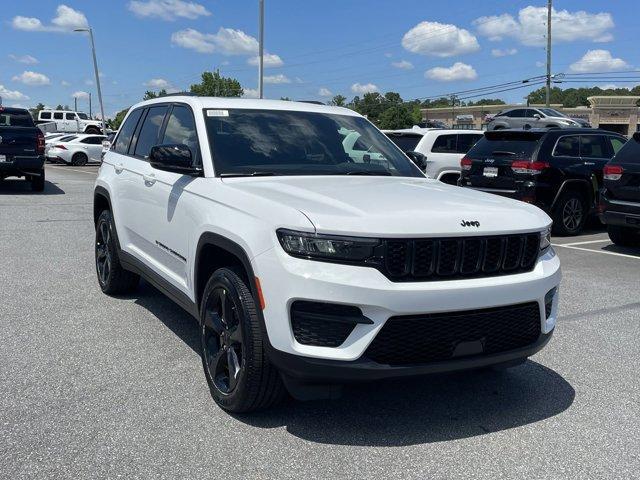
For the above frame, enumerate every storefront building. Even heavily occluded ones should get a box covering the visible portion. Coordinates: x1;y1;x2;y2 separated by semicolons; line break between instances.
421;96;640;136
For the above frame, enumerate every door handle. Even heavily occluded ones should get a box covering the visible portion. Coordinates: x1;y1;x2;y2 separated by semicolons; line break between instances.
114;163;124;174
143;173;156;185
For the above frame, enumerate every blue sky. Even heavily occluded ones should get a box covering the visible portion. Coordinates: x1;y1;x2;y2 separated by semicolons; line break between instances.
1;0;637;118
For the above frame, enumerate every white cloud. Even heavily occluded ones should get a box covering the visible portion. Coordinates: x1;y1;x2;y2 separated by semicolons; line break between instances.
12;71;51;86
491;48;518;57
171;27;259;55
9;103;28;109
425;62;477;82
569;49;629;73
318;87;332;97
392;60;414;70
243;88;259;98
0;85;30;101
72;91;90;100
85;79;94;86
351;83;379;94
12;5;88;33
9;54;38;64
247;53;284;68
264;74;291;84
384;52;393;58
61;80;71;87
144;78;171;89
402;21;479;57
474;6;614;46
128;0;211;20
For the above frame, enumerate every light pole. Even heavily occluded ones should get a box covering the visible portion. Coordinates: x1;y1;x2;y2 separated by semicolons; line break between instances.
258;0;264;99
74;27;107;135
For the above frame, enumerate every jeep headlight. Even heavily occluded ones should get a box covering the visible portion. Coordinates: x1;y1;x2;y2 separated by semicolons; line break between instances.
540;226;552;254
277;229;379;261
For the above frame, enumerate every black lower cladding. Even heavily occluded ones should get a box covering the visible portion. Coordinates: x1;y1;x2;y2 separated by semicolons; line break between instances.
291;300;372;347
365;302;541;366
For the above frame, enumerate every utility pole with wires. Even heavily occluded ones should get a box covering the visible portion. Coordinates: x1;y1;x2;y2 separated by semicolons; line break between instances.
545;0;552;107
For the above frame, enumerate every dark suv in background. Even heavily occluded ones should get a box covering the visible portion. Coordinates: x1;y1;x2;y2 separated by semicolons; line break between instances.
458;128;627;235
600;132;640;246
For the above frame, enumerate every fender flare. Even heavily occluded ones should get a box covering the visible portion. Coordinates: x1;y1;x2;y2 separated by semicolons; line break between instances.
550;179;593;210
194;232;260;310
93;185;112;225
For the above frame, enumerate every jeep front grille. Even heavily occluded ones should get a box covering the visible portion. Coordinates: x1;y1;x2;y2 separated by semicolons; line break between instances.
382;233;539;281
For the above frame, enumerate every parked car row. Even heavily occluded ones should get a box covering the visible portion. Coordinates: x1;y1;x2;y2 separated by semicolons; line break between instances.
456;127;639;242
487;107;585;130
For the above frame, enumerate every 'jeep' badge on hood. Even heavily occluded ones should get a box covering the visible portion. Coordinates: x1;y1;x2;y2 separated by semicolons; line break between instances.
461;220;480;227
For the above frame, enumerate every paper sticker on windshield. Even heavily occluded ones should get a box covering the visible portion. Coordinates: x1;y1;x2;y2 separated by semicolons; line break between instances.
206;109;229;117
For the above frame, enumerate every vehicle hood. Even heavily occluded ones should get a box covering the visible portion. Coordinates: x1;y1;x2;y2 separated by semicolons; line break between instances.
221;176;551;236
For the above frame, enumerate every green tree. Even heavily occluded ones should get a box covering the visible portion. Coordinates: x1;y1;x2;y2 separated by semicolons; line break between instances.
467;98;506;106
189;71;243;97
29;102;46;120
329;94;347;106
378;103;421;129
109;107;130;130
143;89;167;100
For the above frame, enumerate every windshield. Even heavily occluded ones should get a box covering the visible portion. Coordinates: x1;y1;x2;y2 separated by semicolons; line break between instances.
539;108;567;118
204;109;422;177
77;113;89;120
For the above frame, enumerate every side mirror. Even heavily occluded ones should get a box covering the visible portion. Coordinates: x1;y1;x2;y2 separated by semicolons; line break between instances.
149;144;202;175
533;113;542;120
406;151;428;171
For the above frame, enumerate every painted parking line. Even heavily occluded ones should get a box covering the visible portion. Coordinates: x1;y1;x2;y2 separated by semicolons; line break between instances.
560;239;612;247
48;165;99;175
552;243;640;260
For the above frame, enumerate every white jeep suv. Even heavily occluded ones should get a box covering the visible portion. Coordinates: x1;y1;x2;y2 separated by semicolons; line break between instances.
94;97;561;413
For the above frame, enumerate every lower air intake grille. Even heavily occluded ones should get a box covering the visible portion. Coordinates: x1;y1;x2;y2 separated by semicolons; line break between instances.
291;301;368;347
364;302;541;365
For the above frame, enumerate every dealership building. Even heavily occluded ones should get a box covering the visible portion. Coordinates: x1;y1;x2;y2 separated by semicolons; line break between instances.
421;96;640;136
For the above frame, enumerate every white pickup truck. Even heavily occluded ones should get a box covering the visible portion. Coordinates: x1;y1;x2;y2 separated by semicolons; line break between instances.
36;110;105;134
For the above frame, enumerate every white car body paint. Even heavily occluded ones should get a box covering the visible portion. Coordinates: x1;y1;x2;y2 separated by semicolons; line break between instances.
96;96;561;364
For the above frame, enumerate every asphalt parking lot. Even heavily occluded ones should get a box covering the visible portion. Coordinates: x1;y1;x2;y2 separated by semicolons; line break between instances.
1;165;639;480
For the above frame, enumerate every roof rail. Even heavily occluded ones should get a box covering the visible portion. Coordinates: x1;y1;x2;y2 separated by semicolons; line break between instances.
158;91;198;97
298;100;326;105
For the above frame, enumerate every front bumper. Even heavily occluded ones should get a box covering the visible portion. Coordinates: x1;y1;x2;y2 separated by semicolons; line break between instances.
0;155;45;176
253;244;561;377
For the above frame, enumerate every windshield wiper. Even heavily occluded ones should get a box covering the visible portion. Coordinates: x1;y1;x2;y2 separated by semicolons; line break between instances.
491;150;517;156
219;171;277;178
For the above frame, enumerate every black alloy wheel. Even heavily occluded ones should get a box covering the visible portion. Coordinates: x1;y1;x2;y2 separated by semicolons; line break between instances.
95;218;112;287
561;197;584;233
202;286;245;395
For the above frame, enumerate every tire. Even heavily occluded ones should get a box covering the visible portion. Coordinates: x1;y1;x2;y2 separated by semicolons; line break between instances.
72;152;88;166
493;126;504;130
85;127;101;135
552;190;587;236
30;169;45;192
200;268;285;413
607;225;640;247
95;210;139;295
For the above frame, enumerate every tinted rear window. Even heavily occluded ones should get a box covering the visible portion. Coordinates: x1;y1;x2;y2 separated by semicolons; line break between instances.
613;136;640;164
467;132;542;159
385;133;422;152
0;110;34;127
